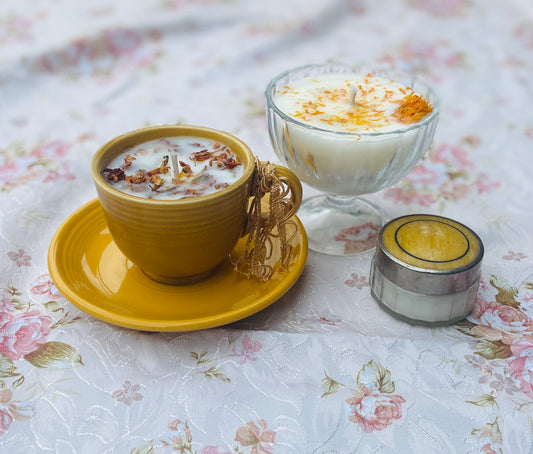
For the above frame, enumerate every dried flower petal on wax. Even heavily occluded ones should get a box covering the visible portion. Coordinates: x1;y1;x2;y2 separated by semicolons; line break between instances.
147;155;170;176
393;93;433;124
190;150;213;162
103;168;126;182
185;188;201;196
179;161;193;176
126;170;147;187
124;155;136;167
210;148;241;169
149;175;165;191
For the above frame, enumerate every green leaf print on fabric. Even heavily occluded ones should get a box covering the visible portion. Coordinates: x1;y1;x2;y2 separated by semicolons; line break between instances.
475;339;512;360
24;341;84;368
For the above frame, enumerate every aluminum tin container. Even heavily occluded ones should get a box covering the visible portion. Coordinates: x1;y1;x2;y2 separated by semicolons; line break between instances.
370;214;484;326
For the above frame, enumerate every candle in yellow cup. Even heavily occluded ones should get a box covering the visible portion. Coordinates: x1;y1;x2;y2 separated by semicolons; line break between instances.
91;125;303;285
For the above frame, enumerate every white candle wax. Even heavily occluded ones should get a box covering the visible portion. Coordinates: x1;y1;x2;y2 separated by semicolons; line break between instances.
371;265;479;324
271;72;435;196
102;136;244;200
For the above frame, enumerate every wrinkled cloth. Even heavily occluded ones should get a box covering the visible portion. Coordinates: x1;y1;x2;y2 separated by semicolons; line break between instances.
1;0;533;452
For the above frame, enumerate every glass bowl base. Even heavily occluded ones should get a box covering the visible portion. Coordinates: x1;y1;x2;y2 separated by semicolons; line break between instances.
297;194;386;256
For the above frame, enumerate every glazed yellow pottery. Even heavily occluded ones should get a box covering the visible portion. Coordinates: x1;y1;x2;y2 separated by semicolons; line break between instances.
47;199;308;332
91;125;302;284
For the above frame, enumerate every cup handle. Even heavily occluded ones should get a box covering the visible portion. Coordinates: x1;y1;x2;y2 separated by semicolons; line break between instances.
240;160;302;238
272;164;302;218
234;161;302;280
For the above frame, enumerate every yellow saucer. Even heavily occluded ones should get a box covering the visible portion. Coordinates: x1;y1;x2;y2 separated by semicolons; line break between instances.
47;199;308;332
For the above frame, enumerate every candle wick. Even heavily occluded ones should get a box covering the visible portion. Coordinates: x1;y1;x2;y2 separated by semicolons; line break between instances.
350;86;358;105
171;154;180;180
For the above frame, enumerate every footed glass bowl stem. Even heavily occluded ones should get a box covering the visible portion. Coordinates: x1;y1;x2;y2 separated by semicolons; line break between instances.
297;194;386;255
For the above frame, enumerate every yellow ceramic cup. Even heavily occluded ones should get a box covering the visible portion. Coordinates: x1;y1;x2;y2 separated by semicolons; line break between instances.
91;125;302;285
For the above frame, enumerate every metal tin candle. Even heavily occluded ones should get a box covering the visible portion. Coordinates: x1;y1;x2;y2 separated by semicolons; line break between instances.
370;214;484;325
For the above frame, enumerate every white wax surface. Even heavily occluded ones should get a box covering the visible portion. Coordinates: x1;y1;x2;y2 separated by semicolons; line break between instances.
103;136;244;200
270;72;434;196
274;73;418;133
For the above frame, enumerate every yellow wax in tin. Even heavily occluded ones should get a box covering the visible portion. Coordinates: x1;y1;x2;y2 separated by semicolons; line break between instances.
381;215;482;271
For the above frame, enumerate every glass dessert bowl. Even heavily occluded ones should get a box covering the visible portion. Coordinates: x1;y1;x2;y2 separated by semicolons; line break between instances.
265;63;439;255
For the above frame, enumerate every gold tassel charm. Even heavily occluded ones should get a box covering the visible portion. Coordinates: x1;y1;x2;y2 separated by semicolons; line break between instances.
233;159;297;281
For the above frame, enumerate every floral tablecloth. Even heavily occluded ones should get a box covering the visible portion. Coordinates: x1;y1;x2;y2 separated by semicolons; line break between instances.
2;0;533;452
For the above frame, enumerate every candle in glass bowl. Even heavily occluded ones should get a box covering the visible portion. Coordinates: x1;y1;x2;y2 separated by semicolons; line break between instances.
102;136;244;200
269;70;437;196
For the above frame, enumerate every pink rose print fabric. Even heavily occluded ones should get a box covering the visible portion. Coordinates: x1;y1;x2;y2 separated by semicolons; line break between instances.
112;380;143;406
31;275;62;299
0;311;51;360
509;340;533;399
345;386;405;433
384;142;500;207
232;334;262;364
2;0;533;451
322;360;406;433
158;417;276;453
0;389;33;436
235;419;276;454
7;250;31;268
0;139;78;192
201;447;232;454
470;298;533;342
457;276;533;424
345;273;370;289
161;419;193;451
335;222;380;255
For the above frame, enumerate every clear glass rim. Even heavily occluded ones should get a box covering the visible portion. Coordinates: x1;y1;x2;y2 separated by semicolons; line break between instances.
265;63;440;137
